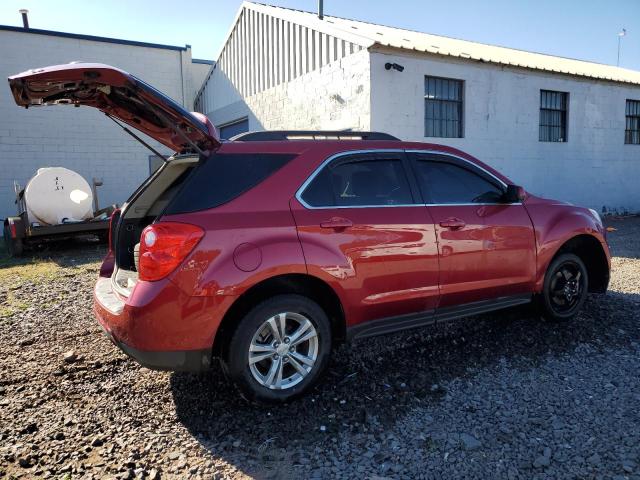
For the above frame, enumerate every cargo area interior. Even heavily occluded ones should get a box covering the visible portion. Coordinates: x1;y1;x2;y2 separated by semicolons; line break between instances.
112;155;199;295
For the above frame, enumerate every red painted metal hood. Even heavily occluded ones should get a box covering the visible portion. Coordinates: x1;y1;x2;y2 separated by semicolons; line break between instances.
8;62;220;153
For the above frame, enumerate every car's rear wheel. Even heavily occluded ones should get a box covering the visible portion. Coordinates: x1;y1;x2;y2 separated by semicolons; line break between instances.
221;294;332;403
538;253;589;321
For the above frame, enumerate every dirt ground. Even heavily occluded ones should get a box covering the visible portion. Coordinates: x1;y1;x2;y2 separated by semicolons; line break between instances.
0;218;639;479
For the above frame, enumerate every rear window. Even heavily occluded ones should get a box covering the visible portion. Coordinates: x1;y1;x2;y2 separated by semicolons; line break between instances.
164;153;296;214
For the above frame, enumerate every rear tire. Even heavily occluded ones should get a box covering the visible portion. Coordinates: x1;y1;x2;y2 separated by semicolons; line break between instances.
3;224;24;257
537;253;588;322
221;294;332;403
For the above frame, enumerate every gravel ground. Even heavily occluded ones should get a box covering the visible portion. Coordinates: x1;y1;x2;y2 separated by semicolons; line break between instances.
1;218;639;479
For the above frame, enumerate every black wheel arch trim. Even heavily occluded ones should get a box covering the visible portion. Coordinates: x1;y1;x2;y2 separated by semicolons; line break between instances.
546;234;610;294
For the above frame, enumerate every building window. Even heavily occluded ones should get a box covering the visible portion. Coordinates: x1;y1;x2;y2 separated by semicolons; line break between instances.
424;76;463;138
625;100;640;145
539;90;568;142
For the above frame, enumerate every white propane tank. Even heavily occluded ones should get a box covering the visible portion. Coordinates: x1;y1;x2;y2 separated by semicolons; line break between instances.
24;167;94;226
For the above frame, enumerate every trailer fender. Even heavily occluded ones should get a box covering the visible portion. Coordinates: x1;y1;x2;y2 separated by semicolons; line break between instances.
4;217;26;240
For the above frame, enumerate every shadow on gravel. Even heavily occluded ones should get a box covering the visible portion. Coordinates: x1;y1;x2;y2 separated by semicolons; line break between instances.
0;236;106;269
170;292;640;478
606;215;640;259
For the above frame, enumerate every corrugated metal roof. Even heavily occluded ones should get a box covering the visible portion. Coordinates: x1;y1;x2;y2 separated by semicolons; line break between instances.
244;2;640;86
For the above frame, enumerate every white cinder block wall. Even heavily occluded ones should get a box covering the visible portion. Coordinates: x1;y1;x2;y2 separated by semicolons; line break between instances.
198;2;640;213
0;28;202;220
208;49;371;132
190;61;213;102
370;49;640;213
198;4;369;133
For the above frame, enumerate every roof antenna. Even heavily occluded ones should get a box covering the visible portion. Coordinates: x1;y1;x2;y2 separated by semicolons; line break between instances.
19;9;29;29
317;0;323;20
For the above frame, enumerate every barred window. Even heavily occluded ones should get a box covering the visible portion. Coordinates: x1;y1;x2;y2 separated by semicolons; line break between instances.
425;76;463;138
625;100;640;145
539;90;568;142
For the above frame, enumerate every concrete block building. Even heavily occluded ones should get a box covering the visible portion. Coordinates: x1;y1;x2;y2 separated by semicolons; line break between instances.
0;25;212;219
196;2;640;213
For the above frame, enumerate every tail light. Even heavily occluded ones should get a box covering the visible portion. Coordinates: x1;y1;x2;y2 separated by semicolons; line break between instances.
138;222;204;282
108;209;121;252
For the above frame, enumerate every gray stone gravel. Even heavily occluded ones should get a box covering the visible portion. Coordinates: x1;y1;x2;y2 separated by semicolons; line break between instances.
0;217;639;479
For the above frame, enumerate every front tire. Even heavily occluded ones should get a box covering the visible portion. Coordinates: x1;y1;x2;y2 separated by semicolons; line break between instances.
538;253;589;322
221;294;332;403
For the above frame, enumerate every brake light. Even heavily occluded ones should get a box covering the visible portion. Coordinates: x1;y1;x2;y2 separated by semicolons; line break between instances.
138;222;204;281
108;208;121;252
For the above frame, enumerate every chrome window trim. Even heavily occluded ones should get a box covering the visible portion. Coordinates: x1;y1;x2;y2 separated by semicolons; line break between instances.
295;149;516;210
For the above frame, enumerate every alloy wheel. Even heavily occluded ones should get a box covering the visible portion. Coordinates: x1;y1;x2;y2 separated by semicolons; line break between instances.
248;312;319;390
548;260;585;314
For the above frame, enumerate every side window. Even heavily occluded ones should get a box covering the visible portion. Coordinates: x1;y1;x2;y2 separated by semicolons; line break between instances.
413;157;504;204
165;153;296;214
301;156;413;207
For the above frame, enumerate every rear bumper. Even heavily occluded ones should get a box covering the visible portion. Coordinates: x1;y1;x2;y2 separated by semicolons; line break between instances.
93;274;233;372
101;326;211;371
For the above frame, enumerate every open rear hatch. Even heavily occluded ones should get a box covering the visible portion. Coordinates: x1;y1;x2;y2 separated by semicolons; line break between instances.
8;63;222;296
110;155;200;296
8;62;220;154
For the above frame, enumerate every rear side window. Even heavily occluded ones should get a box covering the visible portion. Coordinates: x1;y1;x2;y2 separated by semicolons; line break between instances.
413;157;504;204
301;156;413;207
165;153;295;214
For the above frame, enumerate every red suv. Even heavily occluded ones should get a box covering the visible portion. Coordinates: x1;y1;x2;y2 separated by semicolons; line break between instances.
9;64;611;402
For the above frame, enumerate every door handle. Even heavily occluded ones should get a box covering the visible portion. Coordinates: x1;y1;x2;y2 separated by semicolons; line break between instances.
439;218;466;230
320;217;353;229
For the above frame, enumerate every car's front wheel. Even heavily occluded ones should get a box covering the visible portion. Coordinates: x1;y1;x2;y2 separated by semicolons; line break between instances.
222;294;332;403
538;253;589;321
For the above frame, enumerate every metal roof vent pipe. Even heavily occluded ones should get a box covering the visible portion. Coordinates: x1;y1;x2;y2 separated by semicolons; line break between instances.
19;9;29;29
317;0;323;20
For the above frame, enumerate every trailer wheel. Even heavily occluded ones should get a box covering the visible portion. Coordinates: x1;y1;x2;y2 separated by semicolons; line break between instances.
3;224;24;257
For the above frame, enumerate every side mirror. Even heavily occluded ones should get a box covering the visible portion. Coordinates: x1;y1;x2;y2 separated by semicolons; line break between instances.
504;185;527;203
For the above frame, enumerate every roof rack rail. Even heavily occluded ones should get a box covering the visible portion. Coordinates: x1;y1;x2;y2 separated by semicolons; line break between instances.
230;130;400;141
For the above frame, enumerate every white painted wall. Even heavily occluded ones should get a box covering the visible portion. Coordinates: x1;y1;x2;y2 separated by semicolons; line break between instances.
196;4;366;130
190;61;212;102
0;29;195;220
370;49;640;213
206;49;371;132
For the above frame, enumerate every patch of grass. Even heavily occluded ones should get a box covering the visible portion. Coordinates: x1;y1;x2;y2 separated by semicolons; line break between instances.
0;238;62;288
0;239;63;320
0;257;61;288
0;290;29;319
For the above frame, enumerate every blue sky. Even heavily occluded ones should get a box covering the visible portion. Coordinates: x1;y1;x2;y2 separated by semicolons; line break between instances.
1;0;638;70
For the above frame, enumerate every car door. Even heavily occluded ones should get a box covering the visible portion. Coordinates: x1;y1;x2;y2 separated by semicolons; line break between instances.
408;152;536;308
290;151;440;327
